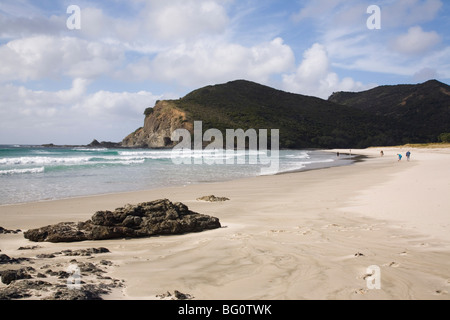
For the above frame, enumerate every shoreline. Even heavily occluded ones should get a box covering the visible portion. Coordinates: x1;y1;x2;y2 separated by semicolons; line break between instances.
0;149;355;207
1;147;449;300
0;150;360;215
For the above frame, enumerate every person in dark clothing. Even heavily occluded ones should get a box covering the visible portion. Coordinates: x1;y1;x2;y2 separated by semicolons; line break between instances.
406;151;411;161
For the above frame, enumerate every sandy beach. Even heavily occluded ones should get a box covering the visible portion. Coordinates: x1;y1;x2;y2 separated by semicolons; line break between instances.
1;147;449;300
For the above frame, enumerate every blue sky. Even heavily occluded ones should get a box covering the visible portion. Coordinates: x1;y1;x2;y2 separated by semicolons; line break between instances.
0;0;449;144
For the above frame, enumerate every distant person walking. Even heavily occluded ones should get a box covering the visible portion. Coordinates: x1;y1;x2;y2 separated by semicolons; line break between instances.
406;151;411;161
380;150;384;157
397;154;403;162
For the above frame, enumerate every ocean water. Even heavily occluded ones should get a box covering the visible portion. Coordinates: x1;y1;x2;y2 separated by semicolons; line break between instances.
0;145;353;205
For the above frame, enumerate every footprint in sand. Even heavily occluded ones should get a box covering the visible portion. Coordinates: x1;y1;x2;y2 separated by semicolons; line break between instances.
295;226;313;235
230;233;250;240
399;251;408;256
321;224;341;230
296;229;312;236
270;230;287;234
364;225;381;231
353;288;367;295
329;224;341;228
435;290;448;296
384;262;400;268
359;273;373;281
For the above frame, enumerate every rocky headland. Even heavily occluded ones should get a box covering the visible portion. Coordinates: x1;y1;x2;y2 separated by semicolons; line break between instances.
122;100;192;148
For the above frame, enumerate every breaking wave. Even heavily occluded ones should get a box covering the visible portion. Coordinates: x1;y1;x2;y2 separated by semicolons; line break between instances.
0;167;45;175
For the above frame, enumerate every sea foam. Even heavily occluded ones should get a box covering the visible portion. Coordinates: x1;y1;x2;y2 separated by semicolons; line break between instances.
0;167;45;175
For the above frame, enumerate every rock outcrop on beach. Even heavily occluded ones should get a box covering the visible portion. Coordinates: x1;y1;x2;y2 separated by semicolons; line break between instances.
156;290;194;300
0;254;30;265
0;269;32;285
24;199;221;243
197;195;230;202
0;227;21;234
0;247;121;300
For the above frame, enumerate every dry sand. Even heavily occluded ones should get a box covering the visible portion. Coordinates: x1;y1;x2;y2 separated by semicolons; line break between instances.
1;147;449;300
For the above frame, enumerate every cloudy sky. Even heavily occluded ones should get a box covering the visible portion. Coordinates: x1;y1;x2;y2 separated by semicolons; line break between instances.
1;0;449;145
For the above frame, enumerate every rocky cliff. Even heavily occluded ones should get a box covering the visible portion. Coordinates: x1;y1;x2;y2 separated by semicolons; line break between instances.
121;101;193;148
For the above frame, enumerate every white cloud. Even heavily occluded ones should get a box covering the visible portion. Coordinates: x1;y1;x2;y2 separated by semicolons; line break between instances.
145;37;295;87
1;0;448;146
0;0;45;17
0;35;124;82
0;12;63;39
148;0;229;40
0;80;160;144
292;0;449;82
293;0;443;28
325;26;449;79
50;1;231;46
115;57;153;82
76;7;119;40
73;90;157;118
413;68;439;82
416;46;450;79
292;0;347;23
383;0;443;27
0;35;62;81
391;26;441;55
282;43;372;99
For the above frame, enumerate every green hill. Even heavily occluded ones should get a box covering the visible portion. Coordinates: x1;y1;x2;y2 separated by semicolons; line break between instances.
168;80;409;148
329;80;450;142
123;80;444;149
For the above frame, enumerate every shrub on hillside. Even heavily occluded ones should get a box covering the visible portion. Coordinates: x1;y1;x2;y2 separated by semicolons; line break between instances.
438;133;450;143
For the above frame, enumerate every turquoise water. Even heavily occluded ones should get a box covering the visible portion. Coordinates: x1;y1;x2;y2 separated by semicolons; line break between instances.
0;145;352;205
